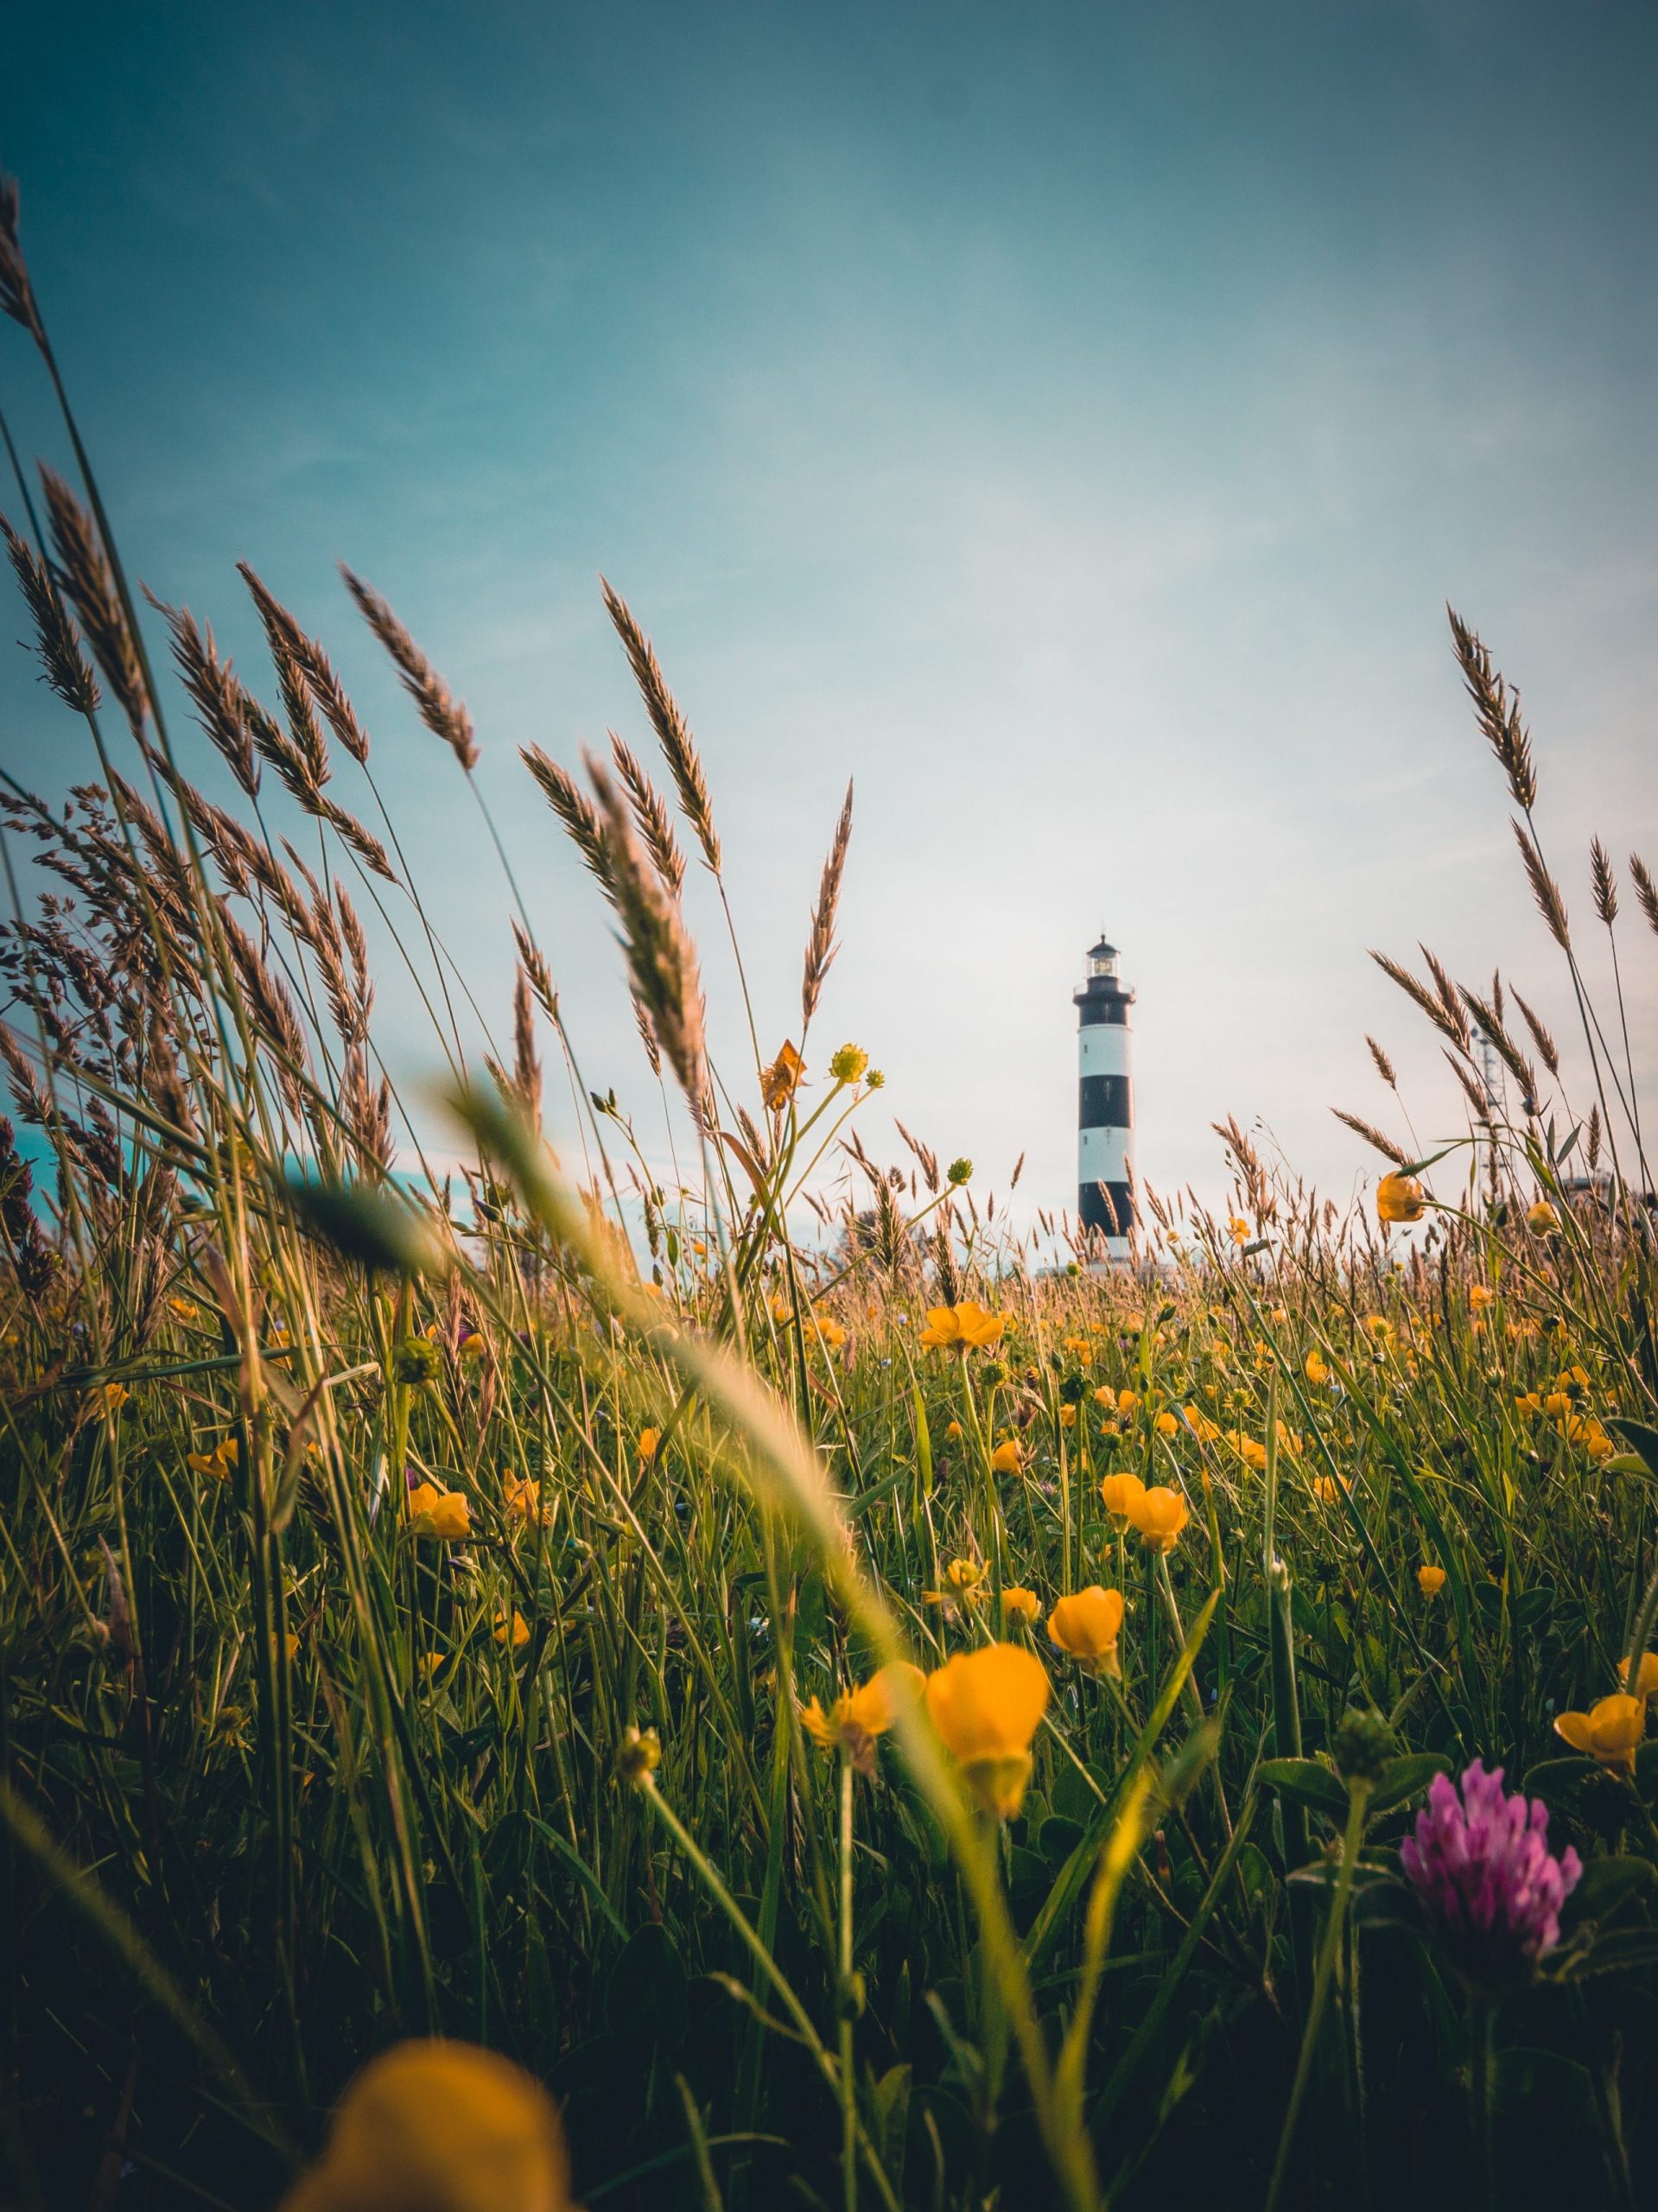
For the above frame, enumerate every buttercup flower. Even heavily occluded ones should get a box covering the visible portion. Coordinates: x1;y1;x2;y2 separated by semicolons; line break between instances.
1048;1586;1124;1675
406;1483;472;1542
1553;1692;1644;1773
1400;1761;1581;1982
760;1040;804;1111
187;1435;239;1482
800;1661;926;1774
813;1315;848;1352
990;1439;1024;1477
281;2037;572;2212
1617;1653;1658;1699
918;1301;1005;1351
1058;1403;1077;1429
1099;1471;1147;1530
1001;1586;1043;1628
1526;1199;1561;1236
1154;1409;1179;1438
1183;1404;1222;1444
924;1643;1051;1818
829;1043;869;1084
493;1610;530;1650
1376;1172;1426;1225
502;1475;546;1528
1228;1217;1252;1246
1469;1284;1495;1310
1312;1474;1344;1505
1130;1486;1189;1553
1226;1430;1268;1473
944;1420;963;1442
1418;1563;1447;1599
637;1427;660;1460
924;1557;987;1608
1362;1314;1394;1342
1305;1350;1331;1387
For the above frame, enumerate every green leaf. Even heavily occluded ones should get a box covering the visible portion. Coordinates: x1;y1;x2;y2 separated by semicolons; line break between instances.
1367;1751;1452;1815
1563;1928;1658;1978
1564;1854;1655;1927
1521;1755;1599;1809
1257;1758;1350;1821
1609;1420;1658;1479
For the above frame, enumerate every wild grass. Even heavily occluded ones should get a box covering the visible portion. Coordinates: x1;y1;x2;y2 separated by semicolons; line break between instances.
2;171;1658;2212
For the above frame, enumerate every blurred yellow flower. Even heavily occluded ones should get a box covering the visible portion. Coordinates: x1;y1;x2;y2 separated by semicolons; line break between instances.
924;1643;1051;1818
187;1436;239;1483
1001;1586;1043;1628
813;1316;848;1351
406;1484;471;1542
281;2038;572;2212
1116;1389;1140;1414
919;1301;1006;1351
1062;1334;1091;1360
1376;1172;1426;1224
990;1439;1024;1477
801;1661;926;1771
1417;1564;1446;1598
1562;1414;1615;1462
168;1296;200;1321
1184;1405;1222;1444
1469;1284;1495;1309
944;1420;963;1441
1228;1217;1252;1245
1154;1410;1179;1438
1554;1693;1644;1774
760;1040;804;1111
829;1043;869;1083
1363;1315;1394;1342
1226;1430;1268;1474
1131;1486;1189;1553
1312;1475;1344;1505
1048;1586;1124;1675
1515;1391;1545;1418
1099;1471;1146;1529
1058;1403;1077;1429
493;1611;530;1650
1617;1653;1658;1699
502;1474;546;1527
1526;1199;1561;1236
89;1382;130;1416
1305;1351;1331;1387
637;1427;661;1460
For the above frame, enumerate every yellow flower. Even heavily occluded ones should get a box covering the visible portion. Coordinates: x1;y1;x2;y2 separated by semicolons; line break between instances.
493;1610;530;1650
1312;1475;1344;1505
502;1474;546;1527
1058;1403;1077;1429
1116;1389;1140;1414
1553;1693;1644;1774
918;1301;1006;1351
1092;1385;1117;1408
1001;1586;1043;1627
168;1296;200;1321
944;1420;963;1441
1526;1199;1561;1236
637;1427;661;1461
990;1439;1024;1477
1225;1430;1268;1473
406;1483;472;1542
1047;1586;1124;1675
1515;1391;1545;1418
1130;1486;1189;1553
276;1630;302;1662
1099;1471;1147;1529
1617;1654;1658;1699
829;1043;869;1084
1062;1334;1091;1360
801;1661;926;1772
280;2038;572;2212
1183;1404;1221;1444
813;1316;848;1351
760;1040;804;1111
89;1382;130;1416
1469;1284;1495;1310
1362;1314;1394;1342
1305;1350;1331;1387
1417;1564;1446;1599
1274;1421;1304;1457
924;1643;1051;1818
924;1557;987;1607
1563;1414;1615;1462
1376;1172;1426;1225
1154;1410;1179;1438
1228;1216;1252;1245
187;1436;240;1482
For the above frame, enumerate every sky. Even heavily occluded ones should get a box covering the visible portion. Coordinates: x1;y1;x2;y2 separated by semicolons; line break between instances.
2;0;1655;1241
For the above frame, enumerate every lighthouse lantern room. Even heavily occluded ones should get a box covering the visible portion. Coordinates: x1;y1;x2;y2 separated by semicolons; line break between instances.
1075;934;1134;1262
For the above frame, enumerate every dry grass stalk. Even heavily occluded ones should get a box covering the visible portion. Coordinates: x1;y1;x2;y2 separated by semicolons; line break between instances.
1590;839;1617;927
632;991;661;1077
1445;1049;1493;1125
600;580;720;874
1331;1109;1409;1166
1448;607;1536;810
2;514;100;714
512;965;542;1124
0;173;45;345
339;565;477;771
585;753;706;1109
1369;948;1470;1054
1630;854;1658;938
1365;1036;1397;1087
511;922;559;1025
39;466;145;733
257;609;331;796
607;732;685;896
522;746;617;906
895;1118;941;1194
1458;983;1538;1104
238;563;369;766
1511;819;1572;950
1587;1104;1603;1170
150;596;261;798
1509;987;1561;1079
321;800;397;883
802;779;854;1033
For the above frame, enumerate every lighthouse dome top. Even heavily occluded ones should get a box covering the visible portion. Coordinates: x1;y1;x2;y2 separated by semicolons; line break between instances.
1085;936;1119;976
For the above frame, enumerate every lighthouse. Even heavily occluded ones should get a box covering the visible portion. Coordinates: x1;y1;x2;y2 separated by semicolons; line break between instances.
1075;934;1134;1261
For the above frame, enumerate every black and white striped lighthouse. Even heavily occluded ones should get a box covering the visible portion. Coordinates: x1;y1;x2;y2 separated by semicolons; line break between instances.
1075;934;1134;1260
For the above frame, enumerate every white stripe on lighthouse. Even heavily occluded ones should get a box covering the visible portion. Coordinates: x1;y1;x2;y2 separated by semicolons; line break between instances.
1079;1126;1131;1182
1078;1027;1130;1079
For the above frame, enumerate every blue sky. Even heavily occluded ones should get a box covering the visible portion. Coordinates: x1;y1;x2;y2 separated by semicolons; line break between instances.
2;1;1655;1232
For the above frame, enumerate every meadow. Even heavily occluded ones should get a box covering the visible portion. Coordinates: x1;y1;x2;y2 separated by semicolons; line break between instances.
3;173;1658;2211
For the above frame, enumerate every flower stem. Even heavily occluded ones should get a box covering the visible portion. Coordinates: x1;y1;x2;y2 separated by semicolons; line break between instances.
839;1752;857;2212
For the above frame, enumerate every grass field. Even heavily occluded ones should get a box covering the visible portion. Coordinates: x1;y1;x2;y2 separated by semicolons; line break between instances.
3;174;1658;2212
